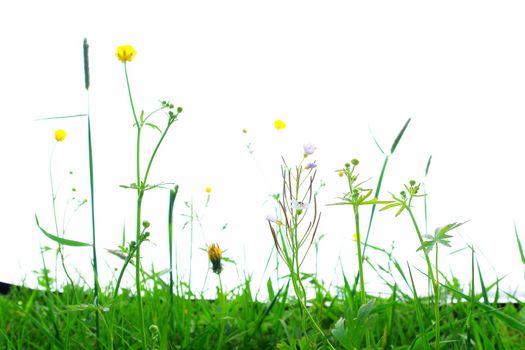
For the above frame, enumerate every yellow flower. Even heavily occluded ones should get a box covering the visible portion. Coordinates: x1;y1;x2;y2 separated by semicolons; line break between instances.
115;45;136;63
205;186;212;194
54;129;67;142
274;119;286;130
207;243;223;274
338;170;345;177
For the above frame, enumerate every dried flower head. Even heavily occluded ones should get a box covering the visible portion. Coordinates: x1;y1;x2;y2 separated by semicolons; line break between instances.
55;129;67;142
116;45;136;63
207;243;223;274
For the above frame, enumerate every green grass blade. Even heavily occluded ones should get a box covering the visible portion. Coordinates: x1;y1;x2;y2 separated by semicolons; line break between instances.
514;224;525;264
168;185;179;313
443;284;525;334
35;113;87;121
424;155;432;177
390;118;411;154
83;38;90;90
368;124;385;154
35;215;91;247
83;38;100;342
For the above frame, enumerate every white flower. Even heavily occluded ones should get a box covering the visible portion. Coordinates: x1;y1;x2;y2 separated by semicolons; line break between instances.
291;200;310;211
266;214;283;225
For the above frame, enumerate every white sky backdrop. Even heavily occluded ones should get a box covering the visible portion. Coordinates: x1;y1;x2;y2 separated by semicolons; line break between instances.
1;1;525;299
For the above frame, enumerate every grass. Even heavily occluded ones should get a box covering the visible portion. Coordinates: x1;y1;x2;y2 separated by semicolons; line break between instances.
1;40;525;349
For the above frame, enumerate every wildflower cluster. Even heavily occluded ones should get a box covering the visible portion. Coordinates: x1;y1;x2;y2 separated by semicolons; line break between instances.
267;145;320;271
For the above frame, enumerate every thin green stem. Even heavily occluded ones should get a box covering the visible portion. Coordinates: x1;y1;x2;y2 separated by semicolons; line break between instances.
124;60;147;348
406;206;436;285
124;63;138;126
142;123;171;185
135;191;146;348
49;143;77;296
290;276;335;350
86;92;100;341
435;243;440;350
354;204;366;306
406;205;440;349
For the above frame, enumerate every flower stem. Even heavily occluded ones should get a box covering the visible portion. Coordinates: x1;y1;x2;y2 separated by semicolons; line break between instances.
435;243;440;350
353;204;366;306
406;206;440;348
124;62;147;348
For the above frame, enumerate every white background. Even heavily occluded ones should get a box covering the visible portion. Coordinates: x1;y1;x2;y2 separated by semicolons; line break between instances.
1;1;524;298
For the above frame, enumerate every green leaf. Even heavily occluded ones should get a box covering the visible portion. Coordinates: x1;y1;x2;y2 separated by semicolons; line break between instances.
145;122;162;134
360;199;392;206
35;215;91;247
356;299;376;324
394;205;406;217
379;202;401;211
331;317;348;345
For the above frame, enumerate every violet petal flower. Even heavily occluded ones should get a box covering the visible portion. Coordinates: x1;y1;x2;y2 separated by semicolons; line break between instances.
303;143;316;156
305;161;317;170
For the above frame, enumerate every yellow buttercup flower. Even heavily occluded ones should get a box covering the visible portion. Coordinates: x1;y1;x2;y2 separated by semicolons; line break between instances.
55;129;67;142
207;243;223;274
205;186;212;194
116;45;136;63
274;119;286;130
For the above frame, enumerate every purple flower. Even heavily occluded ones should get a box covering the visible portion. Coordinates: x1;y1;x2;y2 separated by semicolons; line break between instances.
303;143;316;156
305;162;317;170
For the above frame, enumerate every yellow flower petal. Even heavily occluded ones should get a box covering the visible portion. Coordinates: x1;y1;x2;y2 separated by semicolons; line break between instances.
54;129;67;142
116;44;137;63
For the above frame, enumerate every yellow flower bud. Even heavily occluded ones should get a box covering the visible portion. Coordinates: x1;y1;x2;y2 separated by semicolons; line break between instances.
205;186;212;194
207;243;223;274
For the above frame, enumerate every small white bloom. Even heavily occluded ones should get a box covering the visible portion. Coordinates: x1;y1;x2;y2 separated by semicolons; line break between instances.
266;214;283;225
291;200;310;211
